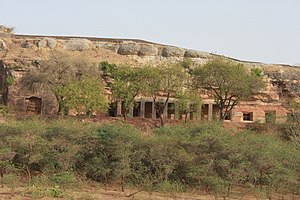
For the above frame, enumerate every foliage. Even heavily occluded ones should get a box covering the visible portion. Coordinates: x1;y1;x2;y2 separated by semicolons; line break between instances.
99;61;117;76
61;76;108;116
109;65;148;120
175;90;202;122
192;56;266;121
0;104;9;116
0;25;14;34
280;100;300;148
1;118;300;198
21;50;101;115
143;63;188;126
179;58;193;70
5;75;14;86
75;123;143;191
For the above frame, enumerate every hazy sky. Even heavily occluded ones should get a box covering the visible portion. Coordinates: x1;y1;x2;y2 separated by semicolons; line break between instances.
1;0;300;65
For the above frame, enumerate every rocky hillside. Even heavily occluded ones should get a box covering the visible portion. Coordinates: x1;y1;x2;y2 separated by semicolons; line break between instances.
0;34;299;102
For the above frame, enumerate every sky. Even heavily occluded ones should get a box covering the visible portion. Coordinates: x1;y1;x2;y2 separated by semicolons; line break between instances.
1;0;300;65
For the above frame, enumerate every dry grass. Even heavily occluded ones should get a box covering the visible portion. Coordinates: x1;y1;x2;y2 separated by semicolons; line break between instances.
1;184;300;200
0;37;134;66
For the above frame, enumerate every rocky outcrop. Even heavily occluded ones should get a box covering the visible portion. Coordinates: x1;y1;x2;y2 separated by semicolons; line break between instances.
64;39;91;51
118;43;141;55
0;34;299;109
184;49;209;58
21;40;31;48
162;46;185;57
139;44;159;56
95;42;120;52
38;38;57;49
0;39;7;51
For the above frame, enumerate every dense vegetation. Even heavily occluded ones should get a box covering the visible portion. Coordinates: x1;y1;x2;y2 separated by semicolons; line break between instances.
0;118;299;199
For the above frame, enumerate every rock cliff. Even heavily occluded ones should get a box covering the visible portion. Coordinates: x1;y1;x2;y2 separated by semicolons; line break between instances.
0;34;299;111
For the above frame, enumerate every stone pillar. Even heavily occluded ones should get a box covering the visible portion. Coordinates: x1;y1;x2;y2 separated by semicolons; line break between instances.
208;103;213;121
163;103;168;119
117;101;122;116
152;102;156;119
129;107;133;117
140;100;145;118
174;104;179;120
198;106;202;121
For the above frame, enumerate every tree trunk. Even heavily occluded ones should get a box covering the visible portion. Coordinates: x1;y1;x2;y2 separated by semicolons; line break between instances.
123;113;127;121
226;183;231;197
159;114;164;127
122;108;129;121
0;167;3;188
104;174;108;191
57;96;65;115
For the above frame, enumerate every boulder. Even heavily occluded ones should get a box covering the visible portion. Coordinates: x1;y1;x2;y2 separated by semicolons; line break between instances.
139;44;159;56
0;39;7;51
21;40;31;48
161;46;185;57
184;49;208;58
37;39;47;48
47;38;57;49
118;43;141;55
37;38;57;49
95;42;120;52
64;39;90;51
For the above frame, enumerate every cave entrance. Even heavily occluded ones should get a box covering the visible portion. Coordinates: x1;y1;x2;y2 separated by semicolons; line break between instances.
25;97;42;114
144;102;153;118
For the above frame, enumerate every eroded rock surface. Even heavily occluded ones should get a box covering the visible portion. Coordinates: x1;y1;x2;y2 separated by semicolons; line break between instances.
184;49;209;58
64;39;90;51
139;44;159;56
162;46;185;57
38;38;57;49
95;42;120;52
118;43;141;55
0;39;7;51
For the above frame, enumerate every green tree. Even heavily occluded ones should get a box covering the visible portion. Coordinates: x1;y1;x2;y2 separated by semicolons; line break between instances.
76;124;143;191
192;56;265;121
21;50;99;115
280;100;300;148
175;90;202;123
144;63;188;126
109;65;148;120
61;76;108;116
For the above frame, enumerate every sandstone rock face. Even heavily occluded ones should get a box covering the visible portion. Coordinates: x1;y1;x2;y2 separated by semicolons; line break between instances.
1;34;300;121
139;44;159;56
162;46;185;57
7;70;58;115
21;40;31;48
184;49;209;58
0;39;7;51
95;42;120;52
47;38;57;49
38;38;57;49
118;43;141;55
37;39;47;48
263;66;300;97
64;39;90;51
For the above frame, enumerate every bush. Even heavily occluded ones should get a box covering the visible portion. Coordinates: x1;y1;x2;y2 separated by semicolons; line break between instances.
1;118;300;197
